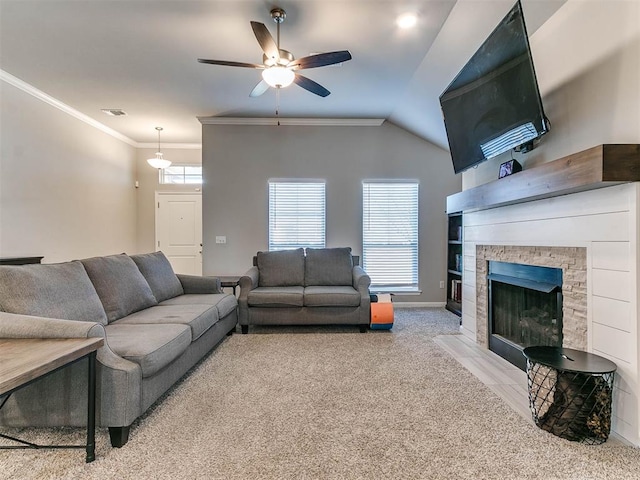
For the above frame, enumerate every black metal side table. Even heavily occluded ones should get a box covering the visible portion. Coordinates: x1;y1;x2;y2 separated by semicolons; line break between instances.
523;346;617;445
218;275;241;296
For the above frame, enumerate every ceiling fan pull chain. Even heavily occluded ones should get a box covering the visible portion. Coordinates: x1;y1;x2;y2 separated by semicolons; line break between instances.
276;87;281;126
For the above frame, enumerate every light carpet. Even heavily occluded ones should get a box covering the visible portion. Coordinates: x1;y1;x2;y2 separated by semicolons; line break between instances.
2;307;640;479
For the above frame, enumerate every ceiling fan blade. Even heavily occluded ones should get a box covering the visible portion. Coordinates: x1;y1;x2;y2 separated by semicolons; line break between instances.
288;50;352;70
250;21;280;62
293;74;330;97
249;80;270;98
198;58;263;69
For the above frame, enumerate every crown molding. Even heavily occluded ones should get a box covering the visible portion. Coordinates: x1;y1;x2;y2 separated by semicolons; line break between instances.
136;143;202;150
198;116;385;126
2;70;380;146
1;69;138;147
1;70;203;149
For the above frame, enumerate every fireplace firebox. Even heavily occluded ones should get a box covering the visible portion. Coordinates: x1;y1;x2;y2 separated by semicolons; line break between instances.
488;261;563;370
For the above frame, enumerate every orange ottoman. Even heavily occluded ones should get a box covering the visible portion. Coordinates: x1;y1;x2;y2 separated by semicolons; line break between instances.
370;294;394;330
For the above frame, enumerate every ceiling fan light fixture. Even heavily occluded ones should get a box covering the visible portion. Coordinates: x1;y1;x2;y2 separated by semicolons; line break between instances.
262;66;295;88
198;7;351;97
147;127;172;169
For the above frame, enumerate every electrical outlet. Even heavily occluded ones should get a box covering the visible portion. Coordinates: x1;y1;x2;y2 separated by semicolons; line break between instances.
215;236;227;244
439;280;445;289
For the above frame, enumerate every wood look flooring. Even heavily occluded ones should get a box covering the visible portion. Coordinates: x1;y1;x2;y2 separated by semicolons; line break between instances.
434;333;628;445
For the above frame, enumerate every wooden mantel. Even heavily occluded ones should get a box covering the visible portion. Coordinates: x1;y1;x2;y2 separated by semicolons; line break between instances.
446;144;640;213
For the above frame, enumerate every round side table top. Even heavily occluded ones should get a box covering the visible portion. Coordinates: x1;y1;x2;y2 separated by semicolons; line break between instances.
522;346;617;374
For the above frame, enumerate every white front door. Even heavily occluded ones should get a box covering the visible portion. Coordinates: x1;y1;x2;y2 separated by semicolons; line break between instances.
155;193;202;275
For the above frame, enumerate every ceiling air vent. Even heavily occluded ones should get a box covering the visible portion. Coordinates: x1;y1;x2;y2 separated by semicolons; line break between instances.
101;108;127;117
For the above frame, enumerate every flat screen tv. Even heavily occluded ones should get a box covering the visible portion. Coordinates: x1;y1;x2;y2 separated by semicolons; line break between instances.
439;0;549;174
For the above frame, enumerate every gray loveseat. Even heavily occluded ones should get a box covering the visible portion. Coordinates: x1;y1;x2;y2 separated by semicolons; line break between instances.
0;251;237;447
238;247;371;333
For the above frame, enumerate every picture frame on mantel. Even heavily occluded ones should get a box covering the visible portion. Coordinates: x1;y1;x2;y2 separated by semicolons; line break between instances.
498;159;522;179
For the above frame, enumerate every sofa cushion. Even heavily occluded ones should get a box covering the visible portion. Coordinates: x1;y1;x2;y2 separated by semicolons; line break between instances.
212;294;239;319
160;293;238;319
81;254;158;323
257;248;305;287
305;248;353;286
248;286;304;307
0;261;108;325
304;286;361;307
105;323;191;378
115;304;217;341
130;251;184;302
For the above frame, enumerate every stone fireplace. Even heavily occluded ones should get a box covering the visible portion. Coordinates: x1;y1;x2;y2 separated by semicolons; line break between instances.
454;186;638;444
447;146;640;445
475;245;587;369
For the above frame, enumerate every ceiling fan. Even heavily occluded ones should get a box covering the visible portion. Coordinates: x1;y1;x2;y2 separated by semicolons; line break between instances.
198;7;352;98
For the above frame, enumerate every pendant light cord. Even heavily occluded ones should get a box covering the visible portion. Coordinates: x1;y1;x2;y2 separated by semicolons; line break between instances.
156;126;163;154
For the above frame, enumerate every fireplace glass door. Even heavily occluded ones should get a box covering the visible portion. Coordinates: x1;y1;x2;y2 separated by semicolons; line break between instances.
488;261;562;370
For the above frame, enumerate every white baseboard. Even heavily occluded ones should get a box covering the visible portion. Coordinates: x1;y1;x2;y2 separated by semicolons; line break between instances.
391;302;446;308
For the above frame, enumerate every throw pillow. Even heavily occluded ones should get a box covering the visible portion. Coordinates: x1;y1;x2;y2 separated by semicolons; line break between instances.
81;254;158;322
257;248;305;287
305;247;353;286
0;261;108;325
130;251;184;303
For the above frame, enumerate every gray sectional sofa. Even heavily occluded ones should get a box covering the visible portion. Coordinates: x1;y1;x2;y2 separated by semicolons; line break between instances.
0;251;237;447
238;247;371;333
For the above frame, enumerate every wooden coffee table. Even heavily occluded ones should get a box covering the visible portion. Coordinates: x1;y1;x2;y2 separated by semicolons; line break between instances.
0;337;104;462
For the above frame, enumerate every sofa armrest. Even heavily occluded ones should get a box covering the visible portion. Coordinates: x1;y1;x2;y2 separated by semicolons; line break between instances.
0;311;105;339
352;266;371;291
0;311;134;374
239;267;259;294
0;311;142;428
352;266;372;325
0;310;138;387
176;274;222;294
238;267;259;326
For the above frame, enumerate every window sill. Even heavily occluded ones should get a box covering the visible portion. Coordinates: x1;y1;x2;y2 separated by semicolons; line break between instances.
370;288;422;295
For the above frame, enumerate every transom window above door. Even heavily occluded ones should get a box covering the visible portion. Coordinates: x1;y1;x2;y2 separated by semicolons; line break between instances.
159;165;202;184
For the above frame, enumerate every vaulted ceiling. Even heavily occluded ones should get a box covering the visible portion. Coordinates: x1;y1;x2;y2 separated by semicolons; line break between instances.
0;0;566;146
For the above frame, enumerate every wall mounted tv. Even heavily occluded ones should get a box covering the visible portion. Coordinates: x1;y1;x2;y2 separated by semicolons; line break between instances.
439;0;549;174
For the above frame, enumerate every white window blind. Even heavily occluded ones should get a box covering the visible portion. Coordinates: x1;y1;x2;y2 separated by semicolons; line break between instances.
363;182;419;290
269;181;326;251
160;165;202;184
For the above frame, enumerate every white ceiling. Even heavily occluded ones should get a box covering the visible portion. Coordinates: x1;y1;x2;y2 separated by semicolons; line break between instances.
0;0;566;146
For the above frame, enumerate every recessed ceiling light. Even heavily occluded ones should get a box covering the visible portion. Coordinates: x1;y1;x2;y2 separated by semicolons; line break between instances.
101;108;127;117
396;13;418;30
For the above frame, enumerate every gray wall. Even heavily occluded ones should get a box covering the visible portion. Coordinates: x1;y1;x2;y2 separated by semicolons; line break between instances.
0;82;138;263
201;121;460;303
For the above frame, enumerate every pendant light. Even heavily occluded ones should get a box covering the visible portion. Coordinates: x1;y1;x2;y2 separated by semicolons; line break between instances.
147;127;171;169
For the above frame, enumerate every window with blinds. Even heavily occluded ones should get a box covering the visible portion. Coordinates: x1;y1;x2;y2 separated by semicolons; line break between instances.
363;181;419;291
268;181;326;251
